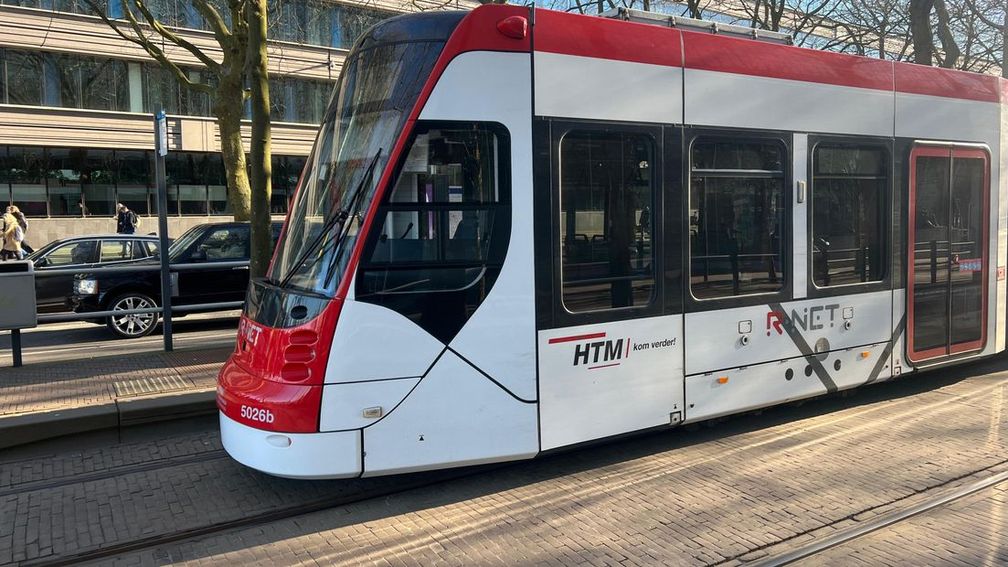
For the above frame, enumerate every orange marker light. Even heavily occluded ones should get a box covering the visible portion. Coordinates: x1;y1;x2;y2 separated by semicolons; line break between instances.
861;351;870;359
717;376;729;384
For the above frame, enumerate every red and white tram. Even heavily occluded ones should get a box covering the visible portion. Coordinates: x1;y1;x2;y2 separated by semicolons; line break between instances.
218;5;1008;478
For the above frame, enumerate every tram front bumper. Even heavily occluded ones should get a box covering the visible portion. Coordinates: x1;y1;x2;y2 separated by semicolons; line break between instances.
220;412;362;479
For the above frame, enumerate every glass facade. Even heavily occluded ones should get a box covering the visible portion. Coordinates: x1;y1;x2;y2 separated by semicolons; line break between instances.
0;145;306;218
0;48;334;123
0;0;394;50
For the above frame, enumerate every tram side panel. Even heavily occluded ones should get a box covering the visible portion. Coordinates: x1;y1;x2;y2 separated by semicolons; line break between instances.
531;23;688;452
349;50;540;476
680;32;899;420
894;64;1003;366
1000;79;1008;354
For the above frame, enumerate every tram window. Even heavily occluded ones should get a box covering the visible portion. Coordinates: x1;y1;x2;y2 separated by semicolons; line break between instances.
811;145;887;287
360;122;508;300
690;139;786;299
560;130;655;312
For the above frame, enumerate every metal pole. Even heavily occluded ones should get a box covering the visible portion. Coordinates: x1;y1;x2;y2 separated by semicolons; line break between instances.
11;329;22;368
154;111;174;352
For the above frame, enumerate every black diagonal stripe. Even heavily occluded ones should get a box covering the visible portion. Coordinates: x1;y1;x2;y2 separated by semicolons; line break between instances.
769;302;838;393
865;315;907;385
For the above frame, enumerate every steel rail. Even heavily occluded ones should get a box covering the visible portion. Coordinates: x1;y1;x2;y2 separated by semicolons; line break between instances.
0;450;228;499
747;464;1008;567
22;462;508;567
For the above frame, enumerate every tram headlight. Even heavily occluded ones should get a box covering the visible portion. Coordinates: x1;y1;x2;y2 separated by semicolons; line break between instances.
75;279;98;295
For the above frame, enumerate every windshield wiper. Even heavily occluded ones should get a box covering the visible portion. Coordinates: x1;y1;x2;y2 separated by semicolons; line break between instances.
277;149;382;291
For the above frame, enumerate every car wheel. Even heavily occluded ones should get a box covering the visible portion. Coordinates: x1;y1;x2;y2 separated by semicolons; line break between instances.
106;292;160;338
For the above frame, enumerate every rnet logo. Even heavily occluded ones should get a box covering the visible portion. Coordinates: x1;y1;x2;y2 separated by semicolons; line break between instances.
767;311;786;335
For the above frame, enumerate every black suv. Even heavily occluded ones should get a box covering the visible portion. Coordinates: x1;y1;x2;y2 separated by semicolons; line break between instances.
71;221;282;338
28;234;161;313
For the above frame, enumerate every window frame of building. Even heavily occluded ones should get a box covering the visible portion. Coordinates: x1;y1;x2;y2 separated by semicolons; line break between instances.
808;137;891;295
686;129;792;310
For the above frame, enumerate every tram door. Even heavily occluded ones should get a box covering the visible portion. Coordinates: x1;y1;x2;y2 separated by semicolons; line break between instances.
907;145;989;364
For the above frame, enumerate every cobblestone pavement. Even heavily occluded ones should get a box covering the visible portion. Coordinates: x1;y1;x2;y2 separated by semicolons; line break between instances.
1;359;1004;566
0;347;228;417
89;359;1003;567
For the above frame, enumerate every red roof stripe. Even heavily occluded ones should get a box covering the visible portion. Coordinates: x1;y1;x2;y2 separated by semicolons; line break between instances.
682;32;894;92
531;8;1001;104
894;62;1000;103
533;8;682;67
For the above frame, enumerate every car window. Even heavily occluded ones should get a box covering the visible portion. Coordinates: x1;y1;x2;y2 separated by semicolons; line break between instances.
100;240;136;262
132;240;149;259
198;227;249;261
142;241;159;257
44;241;99;266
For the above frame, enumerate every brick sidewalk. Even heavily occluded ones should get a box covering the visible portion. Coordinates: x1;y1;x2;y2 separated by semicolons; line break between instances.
0;347;228;417
0;347;229;448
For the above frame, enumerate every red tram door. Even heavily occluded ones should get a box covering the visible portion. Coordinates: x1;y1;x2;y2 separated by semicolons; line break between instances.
907;145;989;364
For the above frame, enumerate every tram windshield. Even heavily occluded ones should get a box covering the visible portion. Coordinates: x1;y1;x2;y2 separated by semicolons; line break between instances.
268;15;461;297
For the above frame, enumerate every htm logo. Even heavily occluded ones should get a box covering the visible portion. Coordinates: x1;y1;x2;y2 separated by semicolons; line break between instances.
547;331;629;370
573;338;624;367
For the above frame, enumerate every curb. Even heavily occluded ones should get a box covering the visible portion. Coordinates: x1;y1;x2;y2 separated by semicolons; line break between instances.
0;389;218;450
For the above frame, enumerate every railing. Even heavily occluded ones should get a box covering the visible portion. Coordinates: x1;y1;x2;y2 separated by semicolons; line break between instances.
693;252;780;295
33;261;247;323
911;240;977;284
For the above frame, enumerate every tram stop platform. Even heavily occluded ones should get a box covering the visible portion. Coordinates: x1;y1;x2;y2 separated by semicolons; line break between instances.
0;347;227;449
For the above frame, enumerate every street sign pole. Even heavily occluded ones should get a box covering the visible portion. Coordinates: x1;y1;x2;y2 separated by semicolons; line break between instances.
154;111;173;352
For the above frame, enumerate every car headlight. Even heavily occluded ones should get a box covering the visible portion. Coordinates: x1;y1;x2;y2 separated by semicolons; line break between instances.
75;279;98;295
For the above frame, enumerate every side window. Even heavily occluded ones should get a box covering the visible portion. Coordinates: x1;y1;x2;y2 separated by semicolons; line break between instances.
100;240;134;262
690;138;786;299
198;227;250;261
45;241;98;266
357;122;510;343
560;130;655;312
812;144;887;287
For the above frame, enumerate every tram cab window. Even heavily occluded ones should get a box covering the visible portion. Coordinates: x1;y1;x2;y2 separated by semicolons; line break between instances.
811;145;887;287
357;122;509;342
690;139;786;299
559;131;655;312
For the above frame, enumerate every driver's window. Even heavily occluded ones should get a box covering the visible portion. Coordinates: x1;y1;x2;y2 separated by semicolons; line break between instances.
198;227;249;261
356;121;511;343
45;241;99;266
363;123;507;292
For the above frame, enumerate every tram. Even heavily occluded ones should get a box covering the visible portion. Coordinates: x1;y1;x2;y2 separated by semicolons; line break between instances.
217;4;1008;478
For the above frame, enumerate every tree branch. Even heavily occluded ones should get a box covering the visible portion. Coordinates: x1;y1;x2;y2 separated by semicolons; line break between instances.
130;0;222;71
190;0;233;47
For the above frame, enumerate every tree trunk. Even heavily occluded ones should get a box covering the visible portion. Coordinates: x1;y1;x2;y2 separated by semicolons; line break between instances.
909;0;935;65
213;82;251;222
246;0;272;278
932;0;960;68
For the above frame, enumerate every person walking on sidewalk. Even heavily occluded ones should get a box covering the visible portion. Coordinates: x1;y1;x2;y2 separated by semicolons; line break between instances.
6;205;33;255
115;202;138;235
1;211;25;261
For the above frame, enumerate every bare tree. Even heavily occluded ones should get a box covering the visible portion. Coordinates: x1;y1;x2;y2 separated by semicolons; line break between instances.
963;0;1006;74
82;0;274;276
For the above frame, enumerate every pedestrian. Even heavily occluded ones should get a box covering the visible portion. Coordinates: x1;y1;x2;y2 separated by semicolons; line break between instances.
115;202;138;234
6;205;33;255
1;211;25;261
